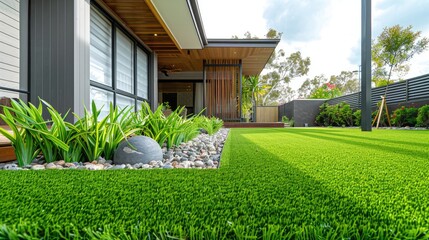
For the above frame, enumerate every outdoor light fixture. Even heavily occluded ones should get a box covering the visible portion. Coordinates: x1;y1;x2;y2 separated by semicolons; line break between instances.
161;69;169;77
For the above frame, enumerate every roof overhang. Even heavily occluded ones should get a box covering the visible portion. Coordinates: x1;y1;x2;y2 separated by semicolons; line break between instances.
148;0;206;49
97;0;280;76
206;39;281;48
158;38;280;77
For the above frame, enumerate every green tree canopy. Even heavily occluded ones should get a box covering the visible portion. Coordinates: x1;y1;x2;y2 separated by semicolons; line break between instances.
261;50;311;105
330;71;359;95
298;75;342;99
234;29;308;106
372;25;429;86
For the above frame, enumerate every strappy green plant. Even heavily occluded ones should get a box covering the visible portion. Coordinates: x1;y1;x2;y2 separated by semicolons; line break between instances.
136;102;169;146
0;108;39;166
196;116;224;135
70;101;108;162
103;103;140;160
0;99;69;166
42;100;83;163
136;102;201;148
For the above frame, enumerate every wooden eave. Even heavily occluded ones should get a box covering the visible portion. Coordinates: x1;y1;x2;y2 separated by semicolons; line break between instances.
100;0;182;54
158;39;280;76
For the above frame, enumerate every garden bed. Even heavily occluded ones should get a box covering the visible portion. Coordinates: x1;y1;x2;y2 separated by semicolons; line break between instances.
0;128;229;170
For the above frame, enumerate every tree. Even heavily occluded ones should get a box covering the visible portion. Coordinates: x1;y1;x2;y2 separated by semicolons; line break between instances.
330;71;359;95
309;82;341;99
241;75;268;120
265;28;282;39
233;29;308;106
372;25;429;86
261;51;311;105
298;75;325;98
298;75;341;99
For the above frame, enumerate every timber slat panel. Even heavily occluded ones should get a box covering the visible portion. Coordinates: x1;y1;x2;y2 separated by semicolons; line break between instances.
256;106;278;123
206;60;241;121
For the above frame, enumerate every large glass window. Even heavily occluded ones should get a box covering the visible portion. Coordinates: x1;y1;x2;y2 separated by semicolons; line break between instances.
137;48;148;99
90;86;114;119
89;5;150;112
116;30;134;93
117;94;135;110
90;6;112;87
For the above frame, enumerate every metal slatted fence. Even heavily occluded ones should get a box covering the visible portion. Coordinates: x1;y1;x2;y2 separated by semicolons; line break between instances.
327;74;429;109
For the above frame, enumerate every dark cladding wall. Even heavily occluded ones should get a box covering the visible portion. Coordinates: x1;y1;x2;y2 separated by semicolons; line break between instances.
278;101;294;121
29;0;75;121
279;100;325;127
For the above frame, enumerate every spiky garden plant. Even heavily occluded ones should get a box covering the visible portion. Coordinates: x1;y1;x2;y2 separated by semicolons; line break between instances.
0;99;69;166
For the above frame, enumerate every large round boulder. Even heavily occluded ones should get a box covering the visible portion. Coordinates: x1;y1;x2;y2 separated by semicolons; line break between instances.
114;136;162;165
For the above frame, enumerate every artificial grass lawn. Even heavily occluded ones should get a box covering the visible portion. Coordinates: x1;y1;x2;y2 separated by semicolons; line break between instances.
0;128;429;239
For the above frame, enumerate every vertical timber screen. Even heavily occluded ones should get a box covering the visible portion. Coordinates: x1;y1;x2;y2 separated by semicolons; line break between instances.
204;60;242;122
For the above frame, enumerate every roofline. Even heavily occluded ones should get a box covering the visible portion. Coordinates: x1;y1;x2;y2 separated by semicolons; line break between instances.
188;0;208;46
206;39;281;48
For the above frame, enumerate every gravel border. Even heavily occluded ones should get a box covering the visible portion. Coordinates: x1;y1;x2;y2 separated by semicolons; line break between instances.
0;128;230;171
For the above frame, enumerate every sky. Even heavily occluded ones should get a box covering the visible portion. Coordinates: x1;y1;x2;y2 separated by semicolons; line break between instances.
198;0;429;90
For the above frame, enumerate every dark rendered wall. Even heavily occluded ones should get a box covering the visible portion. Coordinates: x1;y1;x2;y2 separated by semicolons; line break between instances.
29;0;76;121
279;100;325;127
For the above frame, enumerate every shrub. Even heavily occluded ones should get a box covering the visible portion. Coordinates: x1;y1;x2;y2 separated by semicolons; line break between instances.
281;116;289;123
315;103;330;126
391;106;418;127
338;102;354;126
353;109;361;126
416;104;429;127
316;102;356;127
289;118;295;127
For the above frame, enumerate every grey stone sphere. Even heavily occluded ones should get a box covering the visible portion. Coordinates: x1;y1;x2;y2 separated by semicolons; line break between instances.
114;136;163;165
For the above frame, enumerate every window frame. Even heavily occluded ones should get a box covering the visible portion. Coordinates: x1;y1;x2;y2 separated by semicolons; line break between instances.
90;2;151;111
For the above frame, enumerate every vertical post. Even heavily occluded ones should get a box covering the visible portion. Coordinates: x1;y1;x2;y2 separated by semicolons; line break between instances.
239;60;243;122
361;0;372;131
203;60;207;116
20;0;29;102
405;79;409;102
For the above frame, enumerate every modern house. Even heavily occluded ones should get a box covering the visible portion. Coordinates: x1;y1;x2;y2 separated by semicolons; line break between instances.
0;0;279;122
